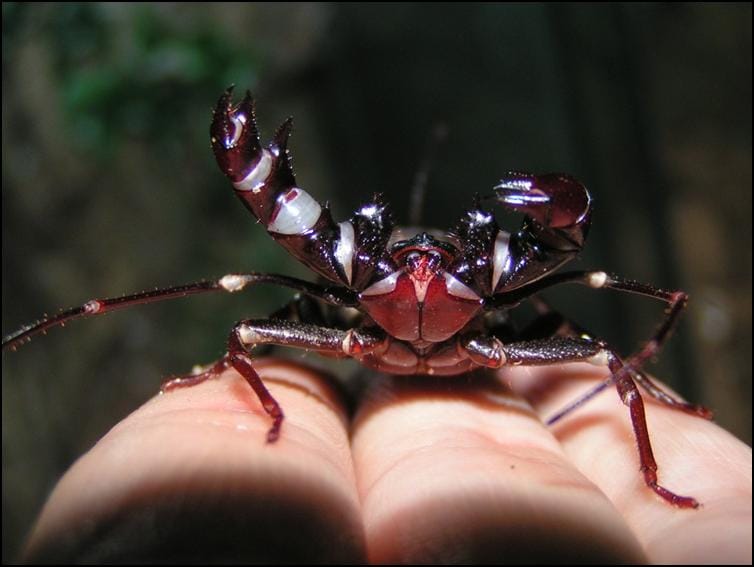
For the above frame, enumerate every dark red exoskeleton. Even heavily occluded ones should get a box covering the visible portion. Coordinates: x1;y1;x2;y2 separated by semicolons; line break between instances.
2;87;713;508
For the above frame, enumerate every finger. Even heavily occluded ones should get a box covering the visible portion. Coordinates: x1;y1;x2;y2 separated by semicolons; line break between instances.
507;363;752;564
23;360;366;563
351;372;647;564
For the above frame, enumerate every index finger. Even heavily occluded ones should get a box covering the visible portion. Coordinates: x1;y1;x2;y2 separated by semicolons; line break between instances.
23;360;366;563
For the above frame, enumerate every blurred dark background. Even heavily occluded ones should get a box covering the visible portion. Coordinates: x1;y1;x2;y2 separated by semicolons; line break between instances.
2;3;751;561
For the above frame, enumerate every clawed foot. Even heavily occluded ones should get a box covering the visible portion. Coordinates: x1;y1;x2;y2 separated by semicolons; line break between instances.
160;358;230;393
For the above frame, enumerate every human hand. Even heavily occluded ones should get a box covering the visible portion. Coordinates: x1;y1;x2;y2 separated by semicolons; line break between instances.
23;359;752;563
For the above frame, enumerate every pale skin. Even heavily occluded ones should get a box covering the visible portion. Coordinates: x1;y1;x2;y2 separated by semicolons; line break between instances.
23;359;752;563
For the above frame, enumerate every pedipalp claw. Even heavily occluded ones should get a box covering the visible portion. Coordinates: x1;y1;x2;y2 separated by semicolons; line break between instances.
494;172;590;229
210;87;262;182
272;116;294;154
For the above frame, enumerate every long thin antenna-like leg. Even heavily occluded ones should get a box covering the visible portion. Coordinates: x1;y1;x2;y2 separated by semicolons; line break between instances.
2;273;356;351
544;376;615;425
492;270;682;309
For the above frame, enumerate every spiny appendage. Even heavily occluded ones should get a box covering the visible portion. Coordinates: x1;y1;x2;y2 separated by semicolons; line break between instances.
210;88;399;289
210;86;263;183
3;307;92;351
210;87;302;229
493;172;592;251
494;172;591;229
160;357;231;393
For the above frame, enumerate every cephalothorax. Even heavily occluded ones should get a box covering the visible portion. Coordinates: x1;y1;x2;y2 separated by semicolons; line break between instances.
3;87;712;508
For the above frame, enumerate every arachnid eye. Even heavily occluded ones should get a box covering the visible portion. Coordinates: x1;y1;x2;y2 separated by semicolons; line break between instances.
427;251;443;270
407;252;422;271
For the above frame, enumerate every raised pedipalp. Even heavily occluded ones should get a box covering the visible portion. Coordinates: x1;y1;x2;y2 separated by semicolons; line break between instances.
494;172;591;229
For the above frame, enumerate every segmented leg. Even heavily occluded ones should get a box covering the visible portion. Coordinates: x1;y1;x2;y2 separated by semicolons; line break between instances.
460;333;699;508
158;294;319;408
490;270;706;405
492;270;684;310
167;318;387;442
234;320;390;441
492;269;691;356
161;358;231;392
607;353;699;508
1;272;356;351
226;329;285;443
631;371;712;419
519;296;712;419
497;308;619;424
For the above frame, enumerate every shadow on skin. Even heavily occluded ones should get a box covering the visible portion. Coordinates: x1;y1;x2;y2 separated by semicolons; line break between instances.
352;369;538;431
367;490;645;564
25;467;366;563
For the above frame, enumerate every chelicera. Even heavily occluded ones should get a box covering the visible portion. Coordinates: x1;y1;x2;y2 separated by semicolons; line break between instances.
3;87;713;508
